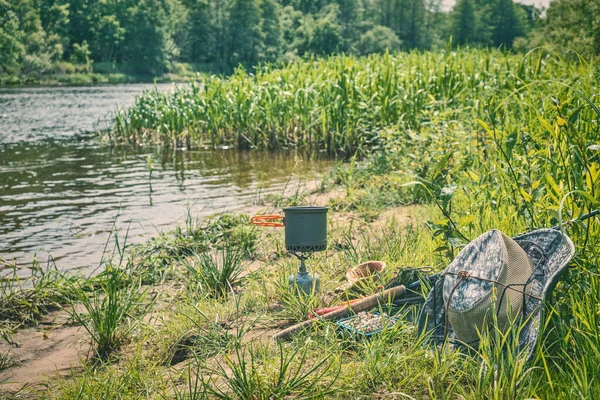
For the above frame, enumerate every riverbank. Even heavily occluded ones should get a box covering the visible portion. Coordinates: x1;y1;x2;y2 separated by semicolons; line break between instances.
0;176;434;397
0;63;202;87
0;144;599;397
0;73;193;87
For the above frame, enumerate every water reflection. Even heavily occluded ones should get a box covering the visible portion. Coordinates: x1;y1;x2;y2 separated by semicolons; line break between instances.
0;139;330;273
0;84;331;274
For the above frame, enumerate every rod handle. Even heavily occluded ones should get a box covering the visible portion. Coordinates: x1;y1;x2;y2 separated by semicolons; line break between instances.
273;284;408;341
251;215;284;227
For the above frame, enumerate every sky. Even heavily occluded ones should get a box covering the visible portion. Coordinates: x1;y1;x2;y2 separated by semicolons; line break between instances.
441;0;551;11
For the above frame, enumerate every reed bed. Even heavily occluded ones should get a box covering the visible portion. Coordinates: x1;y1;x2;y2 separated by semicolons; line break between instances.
108;49;598;158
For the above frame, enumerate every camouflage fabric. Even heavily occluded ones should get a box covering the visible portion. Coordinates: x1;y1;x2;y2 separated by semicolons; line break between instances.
417;228;574;360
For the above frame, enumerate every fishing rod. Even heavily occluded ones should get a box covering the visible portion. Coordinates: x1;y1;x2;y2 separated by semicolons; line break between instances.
551;209;599;230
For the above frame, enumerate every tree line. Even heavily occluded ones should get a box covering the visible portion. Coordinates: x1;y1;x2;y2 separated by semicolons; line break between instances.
0;0;598;78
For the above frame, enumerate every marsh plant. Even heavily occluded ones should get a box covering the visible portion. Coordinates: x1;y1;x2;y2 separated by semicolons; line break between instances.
68;267;155;360
183;246;245;299
0;260;82;327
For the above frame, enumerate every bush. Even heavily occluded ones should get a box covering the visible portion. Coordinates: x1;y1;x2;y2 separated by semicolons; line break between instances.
53;61;76;74
70;41;92;73
358;26;402;55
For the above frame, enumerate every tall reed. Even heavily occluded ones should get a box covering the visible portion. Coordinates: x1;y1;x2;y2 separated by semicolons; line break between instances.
107;49;598;159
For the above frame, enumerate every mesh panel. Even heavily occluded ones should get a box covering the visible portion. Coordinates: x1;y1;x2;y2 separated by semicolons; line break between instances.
447;232;533;345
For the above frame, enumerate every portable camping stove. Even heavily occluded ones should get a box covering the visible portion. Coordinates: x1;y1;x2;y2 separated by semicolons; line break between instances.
251;206;329;295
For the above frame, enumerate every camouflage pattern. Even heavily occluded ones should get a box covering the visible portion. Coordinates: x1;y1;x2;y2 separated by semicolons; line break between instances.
417;228;574;359
441;230;521;312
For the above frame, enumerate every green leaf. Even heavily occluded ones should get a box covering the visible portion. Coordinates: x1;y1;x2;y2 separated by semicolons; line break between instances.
539;116;554;134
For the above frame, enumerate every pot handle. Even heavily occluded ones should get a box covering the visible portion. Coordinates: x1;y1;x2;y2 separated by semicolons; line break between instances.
250;215;284;227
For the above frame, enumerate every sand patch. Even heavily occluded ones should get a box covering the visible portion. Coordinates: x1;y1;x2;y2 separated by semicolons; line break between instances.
0;319;89;394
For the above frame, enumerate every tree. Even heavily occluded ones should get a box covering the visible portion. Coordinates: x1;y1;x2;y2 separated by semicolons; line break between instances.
532;0;600;59
3;0;53;74
90;15;125;62
118;0;171;74
451;0;477;45
260;0;282;61
375;0;428;49
70;40;92;71
39;1;70;61
305;4;344;54
336;0;361;51
280;5;304;56
471;0;494;46
491;0;524;48
68;0;94;57
405;0;427;48
184;0;215;63
358;25;401;55
0;10;24;74
228;0;263;65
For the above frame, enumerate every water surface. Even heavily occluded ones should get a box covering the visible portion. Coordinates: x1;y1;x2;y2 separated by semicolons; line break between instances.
0;84;331;274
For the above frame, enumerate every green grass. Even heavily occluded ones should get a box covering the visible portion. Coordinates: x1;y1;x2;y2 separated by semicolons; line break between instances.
183;246;246;299
203;342;339;399
67;267;155;361
0;260;83;328
131;213;257;285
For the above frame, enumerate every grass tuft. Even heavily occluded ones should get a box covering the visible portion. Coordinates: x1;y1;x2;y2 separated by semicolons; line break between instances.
67;267;155;361
183;246;246;299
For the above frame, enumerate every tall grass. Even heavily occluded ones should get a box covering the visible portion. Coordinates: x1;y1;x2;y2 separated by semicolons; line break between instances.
108;49;598;158
204;342;339;399
0;259;83;328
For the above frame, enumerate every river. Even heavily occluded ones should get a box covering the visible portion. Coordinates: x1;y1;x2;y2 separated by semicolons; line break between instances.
0;84;331;275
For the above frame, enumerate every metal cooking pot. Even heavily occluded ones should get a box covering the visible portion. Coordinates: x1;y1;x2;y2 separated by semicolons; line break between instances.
251;206;329;253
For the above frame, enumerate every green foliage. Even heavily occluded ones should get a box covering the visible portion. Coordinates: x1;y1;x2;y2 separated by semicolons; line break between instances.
90;15;125;62
358;26;402;55
303;5;345;55
67;267;154;360
118;0;171;74
229;0;264;66
70;40;92;72
7;0;596;81
530;0;600;59
109;49;599;161
452;0;477;45
261;0;283;61
491;0;525;48
0;260;83;328
183;247;246;299
0;10;25;75
182;0;214;63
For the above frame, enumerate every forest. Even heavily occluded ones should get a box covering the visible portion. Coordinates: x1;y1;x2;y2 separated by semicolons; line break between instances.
1;0;598;80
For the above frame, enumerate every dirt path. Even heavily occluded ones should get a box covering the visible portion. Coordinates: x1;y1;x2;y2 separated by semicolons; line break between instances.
0;317;89;394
